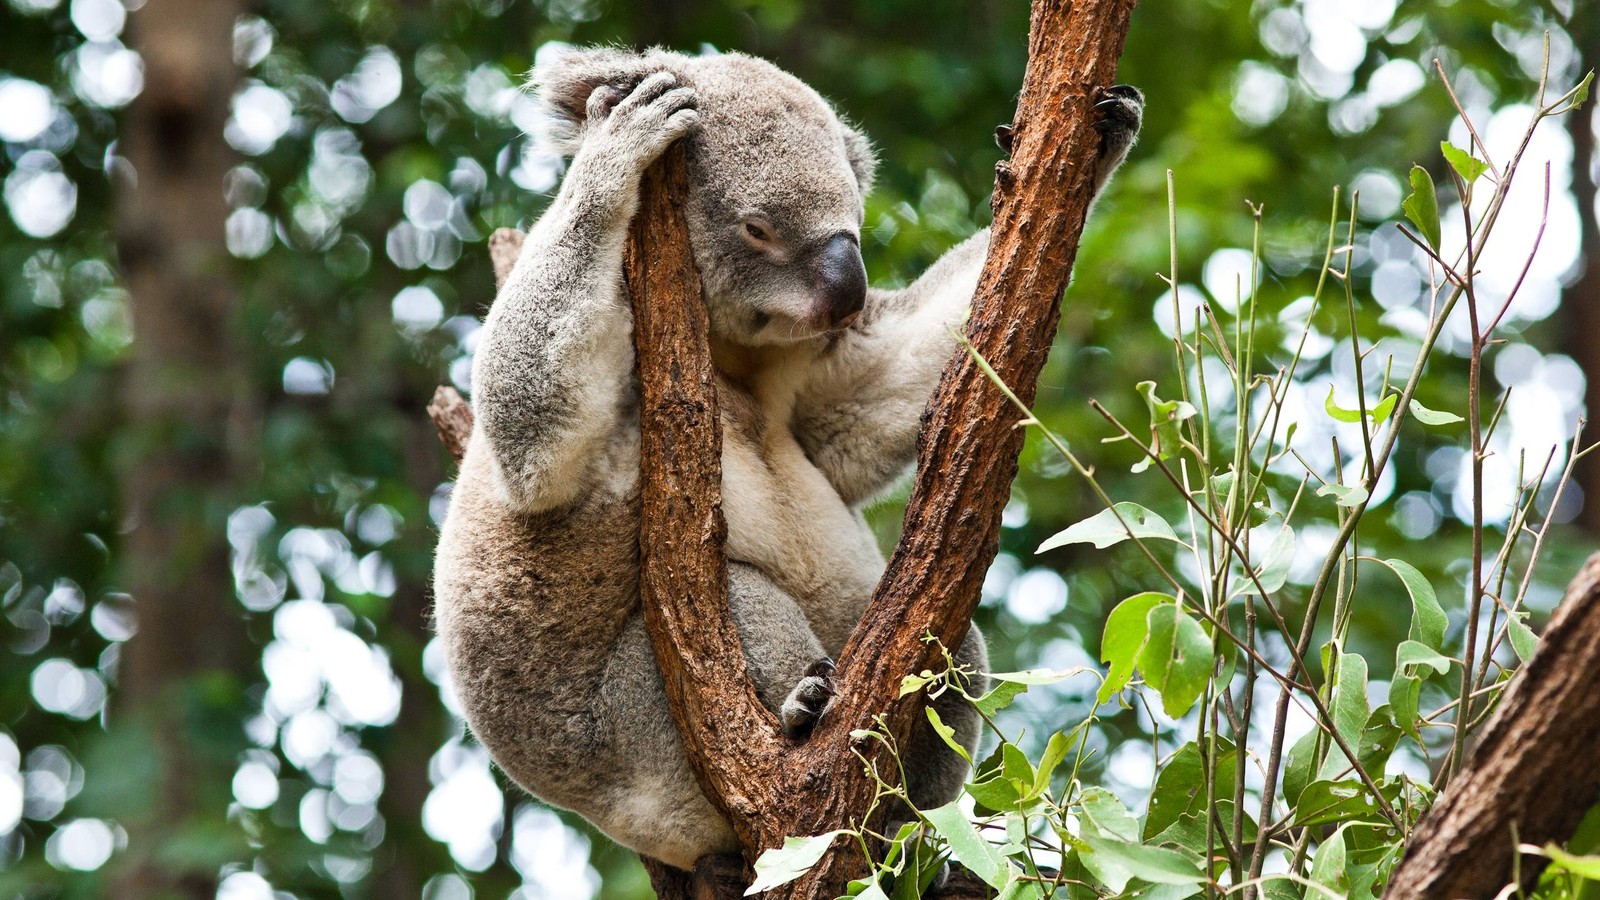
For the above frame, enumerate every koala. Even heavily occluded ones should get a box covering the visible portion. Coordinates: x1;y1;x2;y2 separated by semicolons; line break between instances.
433;46;1142;872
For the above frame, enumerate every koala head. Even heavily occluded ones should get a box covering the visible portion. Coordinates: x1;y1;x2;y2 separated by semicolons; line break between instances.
532;46;878;347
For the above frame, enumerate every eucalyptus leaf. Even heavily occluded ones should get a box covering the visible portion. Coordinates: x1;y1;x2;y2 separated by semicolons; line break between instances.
1294;779;1390;828
1396;640;1452;677
1324;385;1364;423
1137;603;1213;717
1569;70;1594;111
1080;787;1140;842
1098;592;1172;704
1440;141;1489;184
1252;523;1296;594
746;830;847;894
1372;558;1448;650
924;706;972;763
1403;165;1441;250
1309;824;1351;891
1508;614;1539;662
1137;380;1197;464
1080;832;1208;887
1317;651;1370;781
1316;481;1369;508
1408;398;1464;425
1039;503;1181;553
923;802;1009;889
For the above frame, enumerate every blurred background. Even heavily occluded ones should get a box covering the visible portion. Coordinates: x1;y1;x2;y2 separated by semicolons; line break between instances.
1;0;1598;896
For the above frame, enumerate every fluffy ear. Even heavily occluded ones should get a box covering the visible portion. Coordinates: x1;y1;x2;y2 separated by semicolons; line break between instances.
840;125;878;197
529;45;667;156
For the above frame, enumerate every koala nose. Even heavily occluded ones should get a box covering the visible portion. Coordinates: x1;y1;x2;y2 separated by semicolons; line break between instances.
814;233;867;329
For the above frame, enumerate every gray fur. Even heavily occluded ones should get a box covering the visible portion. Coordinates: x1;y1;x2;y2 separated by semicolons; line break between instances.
435;46;1140;871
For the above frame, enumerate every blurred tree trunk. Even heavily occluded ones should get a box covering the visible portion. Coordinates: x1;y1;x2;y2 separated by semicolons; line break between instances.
112;0;254;895
1567;6;1600;535
369;408;457;893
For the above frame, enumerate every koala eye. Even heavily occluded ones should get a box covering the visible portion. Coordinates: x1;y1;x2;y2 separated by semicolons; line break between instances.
743;222;770;242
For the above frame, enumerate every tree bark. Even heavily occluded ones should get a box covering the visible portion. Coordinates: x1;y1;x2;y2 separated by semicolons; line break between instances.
112;0;253;895
1567;5;1600;536
439;2;1137;895
1383;552;1600;898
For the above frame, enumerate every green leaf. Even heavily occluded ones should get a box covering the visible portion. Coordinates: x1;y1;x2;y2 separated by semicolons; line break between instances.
1508;614;1539;662
1317;481;1368;508
1080;832;1208;887
1372;558;1448;650
971;680;1030;718
1144;739;1238;840
1098;592;1172;704
1310;825;1351;891
1137;603;1214;718
1294;780;1390;828
1356;706;1403;774
966;769;1023;814
1324;385;1364;423
1282;729;1318;808
1396;640;1452;677
1543;844;1600;880
900;671;937;697
1318;651;1370;781
1252;524;1296;594
1402;165;1441;250
746;830;847;894
1570;70;1595;111
924;706;972;763
1079;786;1140;842
923;802;1010;889
987;667;1090;686
1324;385;1396;424
1032;730;1073;797
1408;398;1464;426
1389;672;1422;740
1440;141;1489;184
1039;503;1180;553
1137;380;1197;465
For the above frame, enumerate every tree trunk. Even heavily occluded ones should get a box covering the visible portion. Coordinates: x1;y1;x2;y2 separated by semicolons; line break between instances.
1383;552;1600;898
1566;6;1600;535
112;0;253;895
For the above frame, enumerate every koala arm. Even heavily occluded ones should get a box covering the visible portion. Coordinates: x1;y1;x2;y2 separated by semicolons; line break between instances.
472;74;698;513
791;230;989;507
793;85;1143;506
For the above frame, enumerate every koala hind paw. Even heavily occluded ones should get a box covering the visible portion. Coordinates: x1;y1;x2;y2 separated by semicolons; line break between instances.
780;658;837;740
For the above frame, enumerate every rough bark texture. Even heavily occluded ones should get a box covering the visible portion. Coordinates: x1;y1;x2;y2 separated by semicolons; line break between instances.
1384;552;1600;898
112;0;254;895
441;2;1136;895
625;144;788;853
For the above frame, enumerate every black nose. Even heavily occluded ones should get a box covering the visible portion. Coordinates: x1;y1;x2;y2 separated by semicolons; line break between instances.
814;233;866;329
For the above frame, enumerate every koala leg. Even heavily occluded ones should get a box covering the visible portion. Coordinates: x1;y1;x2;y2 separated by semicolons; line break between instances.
587;562;836;869
901;626;989;814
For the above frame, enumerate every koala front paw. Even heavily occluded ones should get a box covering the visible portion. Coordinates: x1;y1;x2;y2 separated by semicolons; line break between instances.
585;71;700;172
1093;84;1144;165
779;657;837;740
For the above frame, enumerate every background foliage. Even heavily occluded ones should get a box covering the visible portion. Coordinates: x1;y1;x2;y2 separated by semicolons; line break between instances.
0;0;1596;896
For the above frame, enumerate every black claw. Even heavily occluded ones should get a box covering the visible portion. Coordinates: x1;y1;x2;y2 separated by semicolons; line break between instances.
994;123;1015;154
805;657;836;679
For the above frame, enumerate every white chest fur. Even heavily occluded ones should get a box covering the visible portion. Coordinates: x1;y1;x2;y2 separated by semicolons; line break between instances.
715;360;885;655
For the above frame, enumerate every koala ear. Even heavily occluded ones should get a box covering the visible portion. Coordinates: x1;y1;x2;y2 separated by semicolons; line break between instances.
840;125;878;197
529;45;666;156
